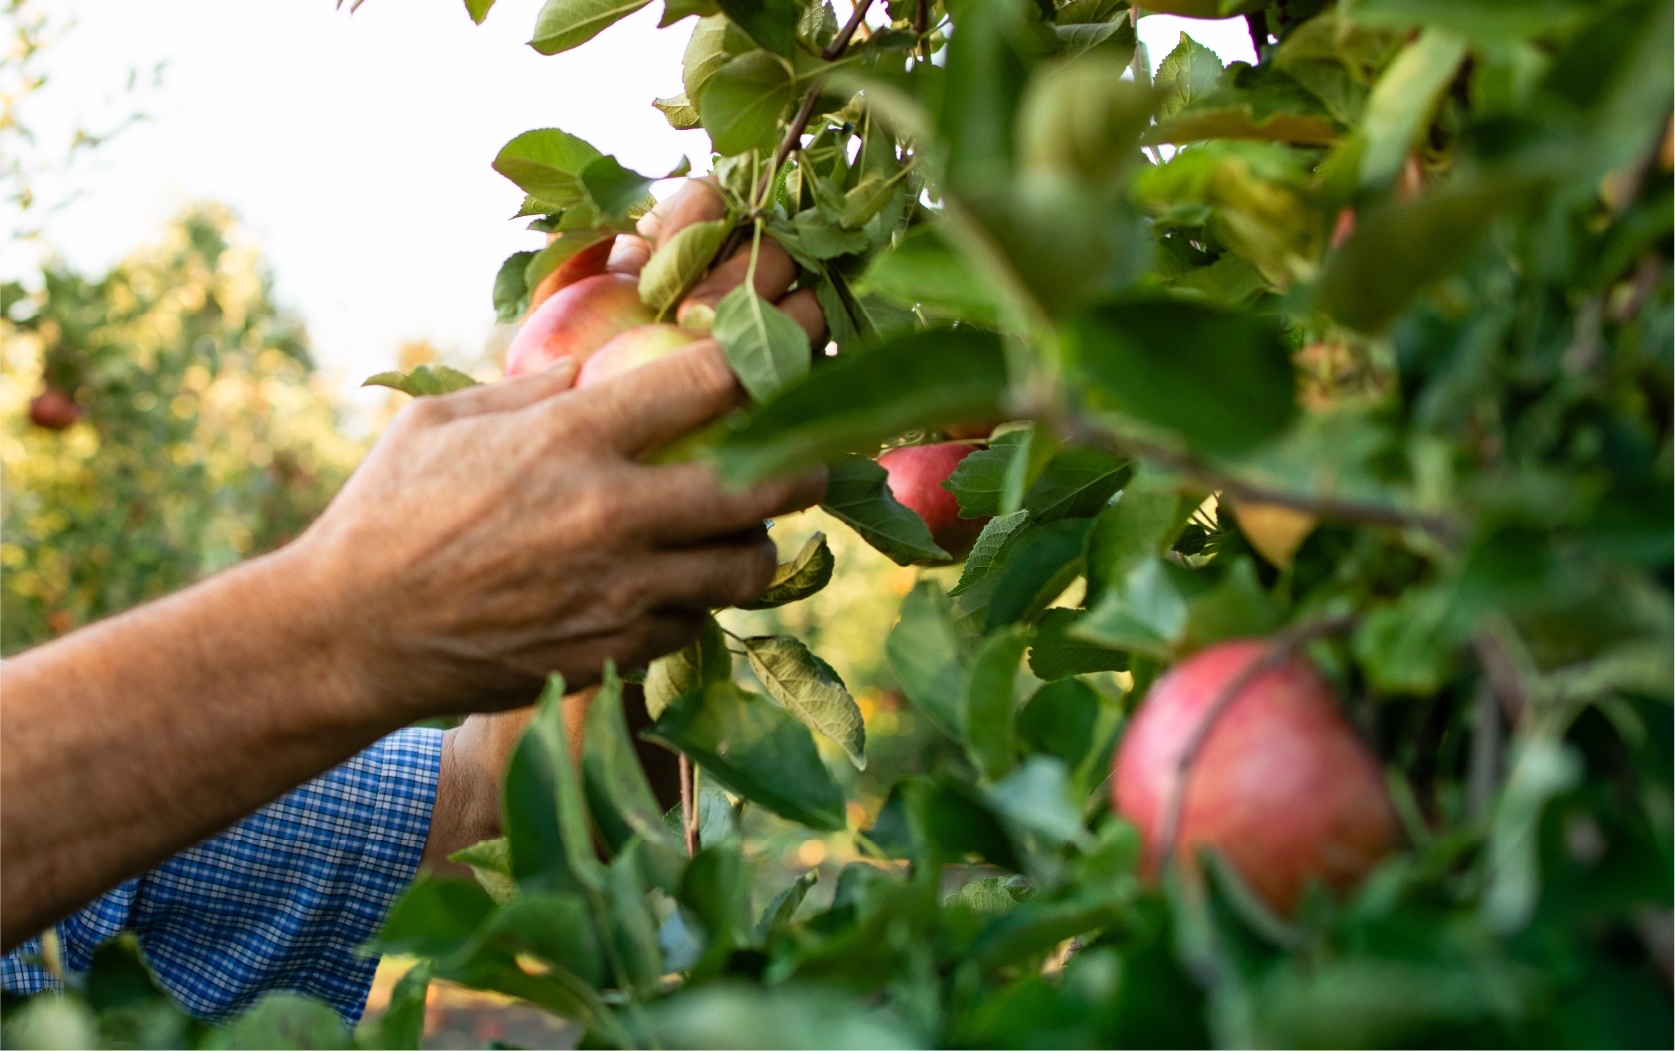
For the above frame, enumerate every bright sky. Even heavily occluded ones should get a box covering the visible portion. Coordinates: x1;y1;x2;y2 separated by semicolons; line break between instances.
5;0;1254;405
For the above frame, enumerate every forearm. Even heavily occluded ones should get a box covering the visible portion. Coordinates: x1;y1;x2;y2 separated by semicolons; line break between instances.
0;543;403;950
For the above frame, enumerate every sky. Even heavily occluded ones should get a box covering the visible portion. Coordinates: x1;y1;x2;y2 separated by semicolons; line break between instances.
5;0;1255;405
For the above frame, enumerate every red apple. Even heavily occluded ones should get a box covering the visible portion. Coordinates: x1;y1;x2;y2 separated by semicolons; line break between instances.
525;235;617;318
504;273;653;378
1113;638;1398;914
576;324;703;388
877;443;989;558
29;389;82;430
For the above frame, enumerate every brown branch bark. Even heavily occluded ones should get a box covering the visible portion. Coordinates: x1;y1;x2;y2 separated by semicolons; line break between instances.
679;754;699;857
1155;614;1358;867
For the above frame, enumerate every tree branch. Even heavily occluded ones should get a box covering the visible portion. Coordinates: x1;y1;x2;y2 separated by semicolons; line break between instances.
1062;416;1461;543
1156;614;1358;868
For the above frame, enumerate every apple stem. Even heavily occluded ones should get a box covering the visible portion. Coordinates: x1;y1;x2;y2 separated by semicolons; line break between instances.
679;754;700;857
1155;614;1358;870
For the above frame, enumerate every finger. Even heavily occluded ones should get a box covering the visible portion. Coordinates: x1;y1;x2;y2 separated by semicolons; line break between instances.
676;238;795;328
644;180;726;250
624;461;828;546
640;533;779;611
775;288;827;345
605;234;652;275
425;358;578;420
564;612;707;682
559;340;743;455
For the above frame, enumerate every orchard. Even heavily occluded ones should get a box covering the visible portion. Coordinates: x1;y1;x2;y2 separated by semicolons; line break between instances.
12;0;1674;1046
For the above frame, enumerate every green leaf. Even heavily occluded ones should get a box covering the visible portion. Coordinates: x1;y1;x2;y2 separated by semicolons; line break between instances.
683;13;758;102
531;0;652;54
1084;479;1188;607
1357;29;1468;188
644;614;731;720
362;364;481;397
966;623;1033;780
579;155;658;224
1074;555;1188;659
464;0;495;22
502;675;606;892
357;959;432;1049
493;250;537;322
654;92;703;129
676;840;752;979
946;430;1028;519
374;875;496;959
1028;608;1128;679
482;891;609;989
603;843;664;991
1318;179;1519;333
646;682;847;831
939;0;1034;192
737;532;834;609
886;581;970;742
1155;33;1224;120
715;327;1009;485
758;869;819;941
714;282;811;402
983;754;1092;848
782;211;873;259
1024;444;1131;523
635;984;919;1049
1484;738;1585;934
741;634;866;769
661;0;718;25
713;0;800;57
639;217;728;317
819;454;950;566
950;509;1031;597
1016;676;1102;768
583;664;685;859
492;128;603;204
700;50;795;155
448;837;517;904
664;775;741;844
1066;296;1296;455
858;225;1003;325
981;516;1094;631
216;994;351;1050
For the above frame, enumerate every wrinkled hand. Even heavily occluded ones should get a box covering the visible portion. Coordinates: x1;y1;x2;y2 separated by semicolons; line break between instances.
293;342;823;719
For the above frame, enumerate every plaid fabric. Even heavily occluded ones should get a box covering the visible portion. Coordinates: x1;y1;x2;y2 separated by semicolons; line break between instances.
1;727;443;1025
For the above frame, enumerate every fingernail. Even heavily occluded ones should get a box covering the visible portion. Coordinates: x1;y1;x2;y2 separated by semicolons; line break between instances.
545;356;578;376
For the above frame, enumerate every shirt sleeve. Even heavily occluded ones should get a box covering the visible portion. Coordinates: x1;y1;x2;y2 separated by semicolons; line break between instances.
1;726;444;1026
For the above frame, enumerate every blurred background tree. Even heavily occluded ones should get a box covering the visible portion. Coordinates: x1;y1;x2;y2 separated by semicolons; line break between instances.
0;206;366;653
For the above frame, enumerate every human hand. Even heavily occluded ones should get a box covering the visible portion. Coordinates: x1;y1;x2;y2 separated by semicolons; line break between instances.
288;343;824;719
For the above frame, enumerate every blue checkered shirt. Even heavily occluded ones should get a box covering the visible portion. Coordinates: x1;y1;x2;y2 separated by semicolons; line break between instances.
1;727;442;1025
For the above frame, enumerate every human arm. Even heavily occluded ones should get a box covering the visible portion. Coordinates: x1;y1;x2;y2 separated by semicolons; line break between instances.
1;343;824;950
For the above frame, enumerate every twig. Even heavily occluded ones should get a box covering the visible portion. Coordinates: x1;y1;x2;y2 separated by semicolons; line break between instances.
679;755;700;857
913;0;929;58
1473;629;1527;727
1466;677;1500;819
1062;416;1461;542
755;0;875;208
1155;614;1357;868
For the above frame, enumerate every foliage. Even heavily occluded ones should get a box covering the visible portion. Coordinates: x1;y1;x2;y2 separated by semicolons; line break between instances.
11;0;1672;1046
0;205;365;654
339;0;1675;1045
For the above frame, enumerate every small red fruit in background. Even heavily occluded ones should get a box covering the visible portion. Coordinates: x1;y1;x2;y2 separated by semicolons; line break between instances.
1113;638;1398;914
877;442;989;558
29;389;82;430
504;273;653;378
576;324;703;388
